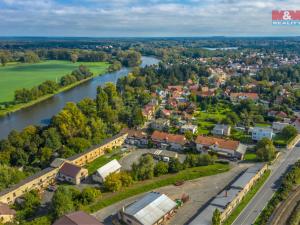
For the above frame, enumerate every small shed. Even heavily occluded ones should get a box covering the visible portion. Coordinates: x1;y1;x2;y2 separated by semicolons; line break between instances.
92;159;121;183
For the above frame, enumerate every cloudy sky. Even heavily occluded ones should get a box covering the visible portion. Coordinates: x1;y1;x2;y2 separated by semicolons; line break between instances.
0;0;299;37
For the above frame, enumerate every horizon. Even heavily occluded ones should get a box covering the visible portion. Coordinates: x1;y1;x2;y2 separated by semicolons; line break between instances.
0;0;300;37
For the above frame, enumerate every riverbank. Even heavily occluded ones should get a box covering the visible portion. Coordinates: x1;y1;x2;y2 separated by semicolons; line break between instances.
0;66;109;118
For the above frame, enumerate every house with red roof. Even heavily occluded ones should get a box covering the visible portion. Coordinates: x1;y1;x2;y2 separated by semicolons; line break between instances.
230;92;259;102
195;136;246;159
57;162;88;185
151;131;187;151
53;211;103;225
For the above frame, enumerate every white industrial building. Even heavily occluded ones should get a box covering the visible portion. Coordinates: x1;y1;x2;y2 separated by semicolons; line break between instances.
118;192;177;225
92;159;121;183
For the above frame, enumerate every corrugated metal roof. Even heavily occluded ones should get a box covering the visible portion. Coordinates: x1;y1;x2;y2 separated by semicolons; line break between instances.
96;159;121;179
125;192;177;225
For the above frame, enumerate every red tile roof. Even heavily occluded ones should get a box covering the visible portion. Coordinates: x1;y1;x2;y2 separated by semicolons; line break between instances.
127;129;148;139
53;211;103;225
151;131;187;145
59;162;82;178
230;92;259;100
195;136;239;151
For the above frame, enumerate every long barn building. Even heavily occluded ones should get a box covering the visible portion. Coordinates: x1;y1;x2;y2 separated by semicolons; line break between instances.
0;132;127;205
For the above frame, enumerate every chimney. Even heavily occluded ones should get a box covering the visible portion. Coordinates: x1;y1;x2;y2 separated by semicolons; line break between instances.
225;190;228;197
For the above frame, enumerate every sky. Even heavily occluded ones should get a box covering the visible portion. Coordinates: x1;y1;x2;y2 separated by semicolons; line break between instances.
0;0;300;37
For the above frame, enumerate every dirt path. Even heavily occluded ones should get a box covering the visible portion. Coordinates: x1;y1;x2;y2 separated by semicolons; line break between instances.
268;186;300;225
92;163;252;225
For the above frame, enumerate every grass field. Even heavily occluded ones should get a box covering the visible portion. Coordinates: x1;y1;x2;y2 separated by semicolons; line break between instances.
194;102;232;134
0;60;109;103
84;163;230;213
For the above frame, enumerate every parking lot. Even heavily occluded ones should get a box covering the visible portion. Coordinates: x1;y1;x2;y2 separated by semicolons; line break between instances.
119;148;186;171
92;163;253;225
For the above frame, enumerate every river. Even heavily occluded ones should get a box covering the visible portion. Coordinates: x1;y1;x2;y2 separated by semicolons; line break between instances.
0;56;160;139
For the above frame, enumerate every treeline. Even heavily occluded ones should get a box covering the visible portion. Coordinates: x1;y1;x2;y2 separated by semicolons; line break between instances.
0;80;149;189
0;49;142;67
14;65;92;103
104;153;217;192
255;160;300;225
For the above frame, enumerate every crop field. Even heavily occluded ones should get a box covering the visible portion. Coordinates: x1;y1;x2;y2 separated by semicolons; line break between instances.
0;60;109;103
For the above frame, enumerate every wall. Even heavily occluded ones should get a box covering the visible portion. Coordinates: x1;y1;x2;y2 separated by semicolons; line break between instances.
0;132;128;205
220;164;268;222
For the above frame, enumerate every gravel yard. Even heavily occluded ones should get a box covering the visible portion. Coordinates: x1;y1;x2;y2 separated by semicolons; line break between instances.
92;163;253;225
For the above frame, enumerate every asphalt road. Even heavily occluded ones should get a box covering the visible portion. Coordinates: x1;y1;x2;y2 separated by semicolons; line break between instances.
232;146;300;225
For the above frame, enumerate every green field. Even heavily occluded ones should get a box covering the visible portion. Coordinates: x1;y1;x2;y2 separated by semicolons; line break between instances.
0;60;109;103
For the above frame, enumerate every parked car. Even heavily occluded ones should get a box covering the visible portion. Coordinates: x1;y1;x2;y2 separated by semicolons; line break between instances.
47;185;57;192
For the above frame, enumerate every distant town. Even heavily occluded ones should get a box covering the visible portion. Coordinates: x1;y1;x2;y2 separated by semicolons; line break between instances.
1;37;300;225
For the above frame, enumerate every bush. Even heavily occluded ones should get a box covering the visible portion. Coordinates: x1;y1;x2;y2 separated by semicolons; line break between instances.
154;161;169;176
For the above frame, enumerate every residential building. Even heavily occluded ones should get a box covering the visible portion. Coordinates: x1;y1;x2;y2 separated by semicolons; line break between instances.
180;124;198;134
150;118;170;131
251;127;274;141
195;136;246;159
126;129;148;146
212;124;231;136
272;122;289;132
92;159;121;183
142;103;156;120
268;110;288;118
292;118;300;133
53;211;103;225
151;131;187;151
0;203;15;223
118;192;177;225
230;92;259;102
57;162;88;185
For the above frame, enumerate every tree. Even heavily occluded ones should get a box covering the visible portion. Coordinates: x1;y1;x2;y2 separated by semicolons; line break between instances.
131;155;155;180
168;158;183;173
104;173;123;192
42;127;62;150
154;161;169;176
0;50;11;66
0;164;26;191
39;147;53;166
256;138;276;162
281;125;297;139
52;186;75;219
67;137;91;153
21;51;40;63
53;102;87;138
16;190;41;219
212;208;221;225
70;53;78;63
80;187;101;205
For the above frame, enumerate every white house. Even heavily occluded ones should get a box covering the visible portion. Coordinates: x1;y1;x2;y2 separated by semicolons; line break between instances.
180;124;198;134
92;159;121;183
251;127;274;141
272;122;289;132
212;124;231;136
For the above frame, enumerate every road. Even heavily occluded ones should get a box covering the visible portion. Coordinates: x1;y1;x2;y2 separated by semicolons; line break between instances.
232;146;300;225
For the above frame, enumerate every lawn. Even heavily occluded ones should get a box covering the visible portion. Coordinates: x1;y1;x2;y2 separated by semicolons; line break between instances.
86;148;123;175
84;163;230;213
223;169;271;225
194;102;232;135
0;60;109;103
243;152;257;162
